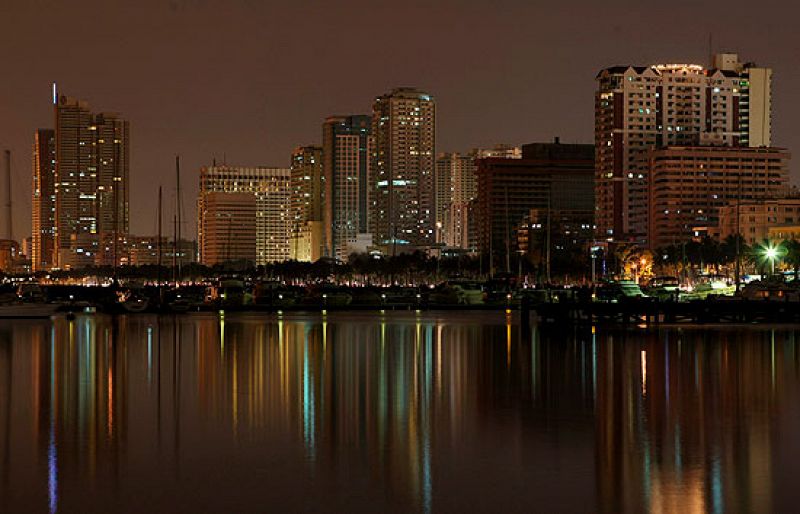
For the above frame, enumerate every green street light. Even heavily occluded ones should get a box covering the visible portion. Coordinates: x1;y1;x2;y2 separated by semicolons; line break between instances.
759;242;785;277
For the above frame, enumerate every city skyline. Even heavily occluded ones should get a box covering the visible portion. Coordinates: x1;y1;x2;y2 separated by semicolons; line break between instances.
1;1;798;240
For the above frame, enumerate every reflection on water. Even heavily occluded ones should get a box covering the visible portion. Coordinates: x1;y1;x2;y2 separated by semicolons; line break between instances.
0;312;799;512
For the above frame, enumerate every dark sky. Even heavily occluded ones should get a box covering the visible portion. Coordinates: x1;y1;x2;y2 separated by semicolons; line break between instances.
0;0;797;239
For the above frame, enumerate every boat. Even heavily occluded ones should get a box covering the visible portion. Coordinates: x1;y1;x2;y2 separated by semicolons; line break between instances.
595;280;647;302
117;288;150;313
121;295;149;313
644;276;680;301
205;279;252;309
740;280;800;301
681;279;736;301
429;281;485;305
0;302;61;319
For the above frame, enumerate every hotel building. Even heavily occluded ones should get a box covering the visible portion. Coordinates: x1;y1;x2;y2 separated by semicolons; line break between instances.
198;166;291;265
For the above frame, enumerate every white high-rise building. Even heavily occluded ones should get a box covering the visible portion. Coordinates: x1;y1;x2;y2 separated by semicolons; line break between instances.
595;53;772;243
198;166;291;265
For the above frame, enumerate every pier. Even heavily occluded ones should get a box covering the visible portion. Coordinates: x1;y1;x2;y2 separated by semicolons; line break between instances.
531;298;800;326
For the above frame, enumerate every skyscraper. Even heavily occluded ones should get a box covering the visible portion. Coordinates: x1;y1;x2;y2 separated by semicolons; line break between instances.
372;88;435;251
322;115;372;260
595;54;772;243
289;145;323;261
198;166;291;265
434;146;519;249
53;91;129;269
435;152;477;248
31;129;56;271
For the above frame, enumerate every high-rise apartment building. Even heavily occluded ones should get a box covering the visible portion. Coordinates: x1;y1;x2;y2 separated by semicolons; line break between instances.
595;54;772;243
31;129;56;271
198;166;291;265
51;92;130;269
289;146;323;261
322;115;372;260
435;152;478;248
435;146;520;249
372;88;435;251
647;146;789;249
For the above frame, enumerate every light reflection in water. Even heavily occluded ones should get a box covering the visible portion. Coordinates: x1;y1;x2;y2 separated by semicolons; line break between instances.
0;314;797;512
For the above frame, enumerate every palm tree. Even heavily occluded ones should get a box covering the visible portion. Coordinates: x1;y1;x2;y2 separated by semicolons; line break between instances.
784;239;800;280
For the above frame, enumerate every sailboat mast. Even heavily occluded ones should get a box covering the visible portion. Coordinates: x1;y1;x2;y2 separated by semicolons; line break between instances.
176;155;182;280
4;150;12;241
157;185;162;283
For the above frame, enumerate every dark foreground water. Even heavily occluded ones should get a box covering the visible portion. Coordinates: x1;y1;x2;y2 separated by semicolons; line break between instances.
0;312;798;513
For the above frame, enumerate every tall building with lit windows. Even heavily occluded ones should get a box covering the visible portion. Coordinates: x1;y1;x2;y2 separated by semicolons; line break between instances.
372;88;435;251
322;115;372;259
435;146;519;249
595;53;772;244
52;90;129;269
198;165;291;265
289;146;323;261
31;129;56;271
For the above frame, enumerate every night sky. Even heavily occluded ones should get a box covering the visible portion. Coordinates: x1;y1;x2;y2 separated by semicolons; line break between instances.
0;0;796;238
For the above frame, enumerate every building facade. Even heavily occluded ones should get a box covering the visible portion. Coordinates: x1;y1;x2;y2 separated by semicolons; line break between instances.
718;197;800;245
647;146;789;249
435;152;478;248
372;88;435;251
31;129;56;271
289;146;323;261
126;236;197;267
435;146;520;249
199;192;257;266
322;115;372;260
476;141;594;270
595;54;772;243
198;166;291;265
516;208;595;268
52;92;130;269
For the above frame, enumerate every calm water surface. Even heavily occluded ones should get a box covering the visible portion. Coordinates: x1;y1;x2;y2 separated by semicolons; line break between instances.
0;311;798;513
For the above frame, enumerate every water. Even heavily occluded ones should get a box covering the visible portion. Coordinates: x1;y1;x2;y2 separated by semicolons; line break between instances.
0;312;798;513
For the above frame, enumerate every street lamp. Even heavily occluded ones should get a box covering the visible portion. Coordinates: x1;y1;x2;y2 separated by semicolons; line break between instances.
766;246;778;276
759;241;785;277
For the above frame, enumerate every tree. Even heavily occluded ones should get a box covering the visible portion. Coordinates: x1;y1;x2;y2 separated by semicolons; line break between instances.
784;239;800;280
